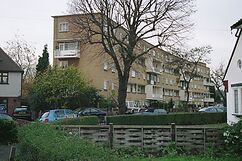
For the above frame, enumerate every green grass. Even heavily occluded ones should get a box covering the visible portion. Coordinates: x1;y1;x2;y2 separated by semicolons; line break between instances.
127;156;241;161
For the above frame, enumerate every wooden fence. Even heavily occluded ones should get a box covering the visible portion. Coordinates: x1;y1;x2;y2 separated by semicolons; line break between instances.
61;124;223;152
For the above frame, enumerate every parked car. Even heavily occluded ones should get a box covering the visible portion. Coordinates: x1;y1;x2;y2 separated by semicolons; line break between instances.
134;108;168;115
0;113;30;125
39;109;76;123
0;104;7;113
0;113;13;121
12;106;32;120
198;106;224;113
215;104;227;112
77;107;107;117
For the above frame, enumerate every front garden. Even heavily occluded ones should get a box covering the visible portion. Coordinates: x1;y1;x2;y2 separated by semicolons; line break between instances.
1;114;241;161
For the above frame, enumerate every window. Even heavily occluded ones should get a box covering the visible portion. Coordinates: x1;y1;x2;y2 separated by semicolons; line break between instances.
0;72;8;84
234;89;238;113
111;83;115;90
111;64;116;73
59;22;69;32
103;81;108;90
59;61;68;68
131;70;136;77
132;84;136;93
103;62;108;71
127;84;131;92
237;59;242;69
137;85;145;93
59;42;76;51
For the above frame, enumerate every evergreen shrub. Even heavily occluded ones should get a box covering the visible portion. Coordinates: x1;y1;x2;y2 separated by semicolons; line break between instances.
0;120;18;144
107;112;226;125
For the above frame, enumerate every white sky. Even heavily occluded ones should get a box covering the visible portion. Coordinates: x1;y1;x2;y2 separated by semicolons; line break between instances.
0;0;241;70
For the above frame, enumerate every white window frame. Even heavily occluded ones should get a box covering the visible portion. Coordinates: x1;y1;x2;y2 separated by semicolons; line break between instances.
234;89;239;113
103;62;108;71
59;22;69;32
127;84;131;92
111;64;116;73
131;70;136;78
59;42;77;51
103;81;108;90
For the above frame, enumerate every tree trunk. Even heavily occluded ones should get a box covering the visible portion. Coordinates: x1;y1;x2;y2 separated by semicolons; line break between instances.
117;73;129;114
185;84;190;112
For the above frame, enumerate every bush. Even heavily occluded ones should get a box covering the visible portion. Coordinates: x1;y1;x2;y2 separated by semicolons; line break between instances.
223;119;242;155
107;112;226;125
0;120;18;144
17;123;120;161
52;116;99;125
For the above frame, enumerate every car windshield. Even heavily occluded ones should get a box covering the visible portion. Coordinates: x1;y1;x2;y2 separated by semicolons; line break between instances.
54;110;65;117
41;112;49;118
14;107;28;112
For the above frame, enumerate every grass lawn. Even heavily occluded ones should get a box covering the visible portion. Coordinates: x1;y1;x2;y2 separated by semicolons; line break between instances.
128;156;241;161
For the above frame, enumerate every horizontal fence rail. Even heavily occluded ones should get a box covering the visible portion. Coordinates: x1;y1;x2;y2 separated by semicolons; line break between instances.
60;124;223;152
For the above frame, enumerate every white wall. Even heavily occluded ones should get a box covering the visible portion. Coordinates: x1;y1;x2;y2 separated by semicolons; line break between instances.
0;72;22;97
225;33;242;124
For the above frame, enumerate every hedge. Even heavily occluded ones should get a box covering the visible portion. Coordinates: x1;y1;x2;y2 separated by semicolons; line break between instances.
106;112;227;125
0;120;18;144
52;116;99;125
17;123;121;161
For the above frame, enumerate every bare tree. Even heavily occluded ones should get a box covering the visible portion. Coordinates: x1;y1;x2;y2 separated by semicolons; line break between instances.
4;34;37;80
172;46;212;111
68;0;195;114
211;63;226;105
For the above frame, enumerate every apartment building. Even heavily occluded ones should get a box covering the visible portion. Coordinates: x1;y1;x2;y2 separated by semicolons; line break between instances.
52;14;214;108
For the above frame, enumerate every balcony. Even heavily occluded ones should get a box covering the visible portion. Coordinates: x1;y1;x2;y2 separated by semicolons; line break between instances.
203;98;214;103
203;80;214;86
145;85;162;100
146;66;161;74
54;49;80;59
179;90;186;101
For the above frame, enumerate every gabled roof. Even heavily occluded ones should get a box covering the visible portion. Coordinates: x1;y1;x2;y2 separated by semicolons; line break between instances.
224;22;242;80
231;19;242;29
0;47;23;72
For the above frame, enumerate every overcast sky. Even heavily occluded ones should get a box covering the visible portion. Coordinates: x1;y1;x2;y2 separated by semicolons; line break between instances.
0;0;241;69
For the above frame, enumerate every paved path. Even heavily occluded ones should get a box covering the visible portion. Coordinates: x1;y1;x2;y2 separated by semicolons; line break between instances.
0;145;19;161
0;145;11;161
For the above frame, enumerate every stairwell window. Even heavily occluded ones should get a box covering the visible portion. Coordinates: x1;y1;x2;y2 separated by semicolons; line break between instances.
0;72;8;84
59;22;69;32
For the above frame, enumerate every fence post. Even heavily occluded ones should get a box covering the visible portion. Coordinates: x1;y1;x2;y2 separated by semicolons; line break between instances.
171;123;176;143
203;128;206;152
109;123;114;149
9;146;16;161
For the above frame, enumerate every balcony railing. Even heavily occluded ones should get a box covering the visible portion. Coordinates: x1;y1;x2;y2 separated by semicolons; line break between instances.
145;85;162;100
54;49;80;59
203;80;214;86
146;66;161;74
203;98;214;103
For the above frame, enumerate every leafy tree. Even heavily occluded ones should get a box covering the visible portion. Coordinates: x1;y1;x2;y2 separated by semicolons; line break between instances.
211;63;226;105
172;46;212;111
36;44;50;75
68;0;195;114
28;67;97;113
4;34;36;80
